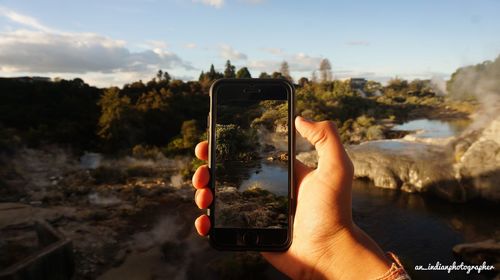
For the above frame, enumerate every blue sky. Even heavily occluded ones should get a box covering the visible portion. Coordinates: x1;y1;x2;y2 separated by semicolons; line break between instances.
0;0;499;87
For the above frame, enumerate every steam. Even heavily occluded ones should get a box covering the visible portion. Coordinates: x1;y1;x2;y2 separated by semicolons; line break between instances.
80;152;102;169
11;147;79;189
430;76;447;96
256;126;313;153
132;216;179;251
88;193;121;206
170;174;183;189
447;56;500;131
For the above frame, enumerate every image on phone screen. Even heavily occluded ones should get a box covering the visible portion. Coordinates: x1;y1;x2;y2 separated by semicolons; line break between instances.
214;91;289;229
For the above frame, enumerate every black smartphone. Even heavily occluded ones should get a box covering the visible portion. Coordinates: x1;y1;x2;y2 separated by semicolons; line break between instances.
208;78;295;251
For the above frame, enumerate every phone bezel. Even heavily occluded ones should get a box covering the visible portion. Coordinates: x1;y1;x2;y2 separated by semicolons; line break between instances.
208;78;295;251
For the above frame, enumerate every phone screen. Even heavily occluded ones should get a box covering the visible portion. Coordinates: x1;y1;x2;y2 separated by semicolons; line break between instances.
214;90;289;229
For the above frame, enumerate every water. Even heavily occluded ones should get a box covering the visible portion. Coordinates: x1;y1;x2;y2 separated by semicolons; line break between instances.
352;180;499;279
240;162;288;196
393;119;468;138
356;140;433;153
250;155;498;279
219;158;288;197
217;119;496;278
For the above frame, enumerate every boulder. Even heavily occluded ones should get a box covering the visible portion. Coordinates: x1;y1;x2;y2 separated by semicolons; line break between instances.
453;239;500;273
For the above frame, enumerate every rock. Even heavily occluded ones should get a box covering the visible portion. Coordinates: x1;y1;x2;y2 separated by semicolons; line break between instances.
344;140;467;202
300;116;500;202
215;186;287;228
296;150;318;168
160;241;185;264
0;203;33;228
454;118;500;201
112;248;128;267
457;139;500;201
28;189;64;202
77;209;110;221
453;239;500;271
279;153;288;161
60;170;95;193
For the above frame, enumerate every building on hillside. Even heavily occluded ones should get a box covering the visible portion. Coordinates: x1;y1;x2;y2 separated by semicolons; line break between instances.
349;78;367;90
347;78;368;97
7;76;51;83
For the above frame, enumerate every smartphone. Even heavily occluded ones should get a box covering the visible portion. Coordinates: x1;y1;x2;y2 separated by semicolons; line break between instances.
208;78;294;251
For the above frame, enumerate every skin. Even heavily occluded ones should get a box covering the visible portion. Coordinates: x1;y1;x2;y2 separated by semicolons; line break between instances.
192;116;392;279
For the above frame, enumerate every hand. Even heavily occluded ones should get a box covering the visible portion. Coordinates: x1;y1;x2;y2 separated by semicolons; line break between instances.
192;116;392;279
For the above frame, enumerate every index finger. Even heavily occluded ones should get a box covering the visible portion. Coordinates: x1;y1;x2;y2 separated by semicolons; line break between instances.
195;141;208;161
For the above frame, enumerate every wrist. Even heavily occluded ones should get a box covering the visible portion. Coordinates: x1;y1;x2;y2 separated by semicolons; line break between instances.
316;224;392;280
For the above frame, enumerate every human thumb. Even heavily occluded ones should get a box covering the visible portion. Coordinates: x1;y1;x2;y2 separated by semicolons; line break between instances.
295;116;353;177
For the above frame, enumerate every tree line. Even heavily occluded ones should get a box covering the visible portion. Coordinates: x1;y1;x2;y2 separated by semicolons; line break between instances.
1;55;491;155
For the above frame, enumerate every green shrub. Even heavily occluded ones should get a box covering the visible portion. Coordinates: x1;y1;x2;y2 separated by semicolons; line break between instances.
215;124;258;161
366;125;384;140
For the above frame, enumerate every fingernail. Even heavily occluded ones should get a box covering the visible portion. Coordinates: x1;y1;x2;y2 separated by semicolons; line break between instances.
297;115;313;123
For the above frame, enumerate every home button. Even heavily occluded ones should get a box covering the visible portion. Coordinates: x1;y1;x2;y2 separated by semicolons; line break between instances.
242;232;259;246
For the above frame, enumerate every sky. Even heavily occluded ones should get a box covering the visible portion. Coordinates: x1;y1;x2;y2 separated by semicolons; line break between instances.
0;0;499;87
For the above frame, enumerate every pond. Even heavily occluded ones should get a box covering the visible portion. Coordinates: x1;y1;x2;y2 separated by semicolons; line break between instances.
239;162;288;196
352;179;499;279
393;119;470;138
223;156;499;279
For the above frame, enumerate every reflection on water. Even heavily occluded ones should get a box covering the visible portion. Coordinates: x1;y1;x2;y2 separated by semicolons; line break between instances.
393;119;469;138
240;162;288;196
221;159;288;196
352;179;499;279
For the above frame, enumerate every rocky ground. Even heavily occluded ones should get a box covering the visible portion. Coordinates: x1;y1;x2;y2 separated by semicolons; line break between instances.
215;186;288;228
0;148;288;279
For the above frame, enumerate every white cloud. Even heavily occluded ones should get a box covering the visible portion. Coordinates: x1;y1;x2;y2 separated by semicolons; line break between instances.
145;40;169;50
194;0;264;8
261;47;284;55
288;52;323;71
184;43;197;49
346;40;371;46
0;6;193;86
196;0;224;8
248;51;323;73
242;0;265;4
0;6;53;32
219;44;248;60
248;60;280;72
0;29;193;73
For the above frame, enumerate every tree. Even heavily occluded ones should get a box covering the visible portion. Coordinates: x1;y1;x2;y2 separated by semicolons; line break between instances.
97;87;142;151
236;67;252;78
157;70;163;81
208;64;217;80
181;119;199;149
163;71;171;84
224;60;236;78
386;78;408;93
298;77;309;87
207;64;223;81
280;61;292;81
311;70;318;83
259;72;271;78
319;58;332;82
271;72;284;79
198;71;205;82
